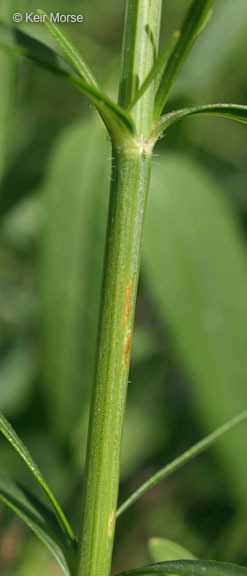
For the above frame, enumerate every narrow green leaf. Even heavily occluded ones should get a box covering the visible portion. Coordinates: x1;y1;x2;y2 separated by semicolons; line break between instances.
153;104;247;139
128;31;180;110
154;0;212;121
37;9;98;88
117;411;247;517
0;409;75;544
0;469;74;576
172;1;247;100
0;21;135;140
68;75;136;141
149;538;196;563
116;560;247;576
0;19;77;78
36;9;135;139
0;2;17;180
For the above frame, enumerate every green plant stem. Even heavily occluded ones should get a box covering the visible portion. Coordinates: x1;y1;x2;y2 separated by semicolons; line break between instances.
119;0;162;139
77;2;162;576
77;143;152;576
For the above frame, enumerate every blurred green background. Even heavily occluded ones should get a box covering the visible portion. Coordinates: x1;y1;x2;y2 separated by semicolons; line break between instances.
0;0;247;574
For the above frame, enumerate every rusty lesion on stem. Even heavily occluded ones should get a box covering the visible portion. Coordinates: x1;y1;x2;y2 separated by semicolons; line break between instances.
123;329;132;366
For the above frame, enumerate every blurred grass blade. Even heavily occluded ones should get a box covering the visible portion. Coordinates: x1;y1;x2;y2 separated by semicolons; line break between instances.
128;31;179;110
0;127;59;219
42;119;109;438
153;103;247;138
0;2;16;180
0;469;74;576
117;411;247;517
0;409;75;543
116;560;247;576
143;154;247;508
149;538;196;563
0;21;134;139
154;0;212;120
37;9;98;88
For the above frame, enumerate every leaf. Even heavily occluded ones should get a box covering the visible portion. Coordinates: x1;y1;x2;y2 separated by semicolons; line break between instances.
116;560;247;576
0;127;59;219
0;19;77;78
37;9;98;88
0;2;16;180
0;469;74;576
154;0;212;121
0;21;134;141
42;119;109;437
143;154;247;507
172;0;247;100
0;409;75;544
0;338;37;417
149;538;196;562
117;412;247;517
153;104;247;139
128;31;180;110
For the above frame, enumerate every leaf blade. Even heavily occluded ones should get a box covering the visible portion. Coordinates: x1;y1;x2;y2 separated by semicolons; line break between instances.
37;9;98;88
42;119;109;437
149;538;196;563
0;469;74;576
0;409;75;544
154;0;212;120
0;19;76;78
116;560;247;576
143;154;247;506
153;104;247;139
117;411;247;518
0;21;135;140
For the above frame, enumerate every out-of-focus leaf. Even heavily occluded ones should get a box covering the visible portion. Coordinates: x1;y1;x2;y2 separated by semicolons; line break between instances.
143;154;247;506
0;2;16;180
149;537;196;562
0;20;76;79
1;195;43;252
154;0;212;120
12;536;67;576
0;469;74;576
0;127;59;219
116;560;247;576
0;338;37;416
42;119;109;438
0;21;134;140
173;0;247;99
0;409;75;543
153;104;247;139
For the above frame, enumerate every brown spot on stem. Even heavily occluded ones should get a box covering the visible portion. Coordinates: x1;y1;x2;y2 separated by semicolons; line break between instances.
123;329;132;366
124;284;131;322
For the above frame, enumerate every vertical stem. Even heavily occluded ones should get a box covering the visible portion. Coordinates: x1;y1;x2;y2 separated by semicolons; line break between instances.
77;2;162;576
119;0;162;139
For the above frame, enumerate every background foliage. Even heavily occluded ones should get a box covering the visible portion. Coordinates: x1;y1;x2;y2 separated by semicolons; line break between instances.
0;0;246;574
